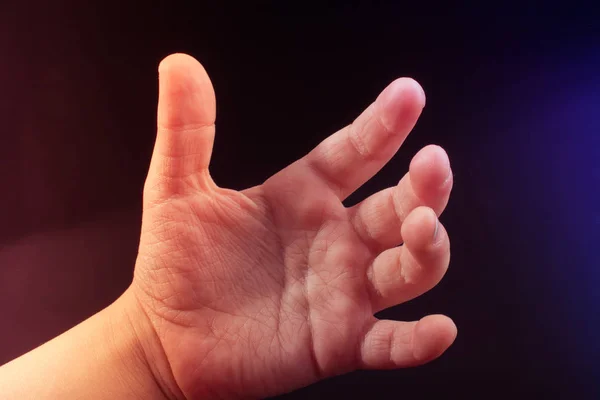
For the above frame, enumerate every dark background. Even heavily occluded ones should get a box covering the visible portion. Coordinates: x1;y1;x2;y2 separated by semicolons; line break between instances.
0;2;599;398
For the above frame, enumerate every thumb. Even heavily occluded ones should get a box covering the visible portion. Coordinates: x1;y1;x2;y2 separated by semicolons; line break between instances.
145;53;217;206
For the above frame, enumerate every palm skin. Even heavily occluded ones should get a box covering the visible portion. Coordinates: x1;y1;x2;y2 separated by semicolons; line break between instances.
129;54;456;399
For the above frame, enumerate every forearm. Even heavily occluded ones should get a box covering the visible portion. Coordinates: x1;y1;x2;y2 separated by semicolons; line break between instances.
0;290;172;399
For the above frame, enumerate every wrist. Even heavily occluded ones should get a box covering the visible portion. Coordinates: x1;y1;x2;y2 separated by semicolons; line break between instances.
111;287;185;400
0;286;181;399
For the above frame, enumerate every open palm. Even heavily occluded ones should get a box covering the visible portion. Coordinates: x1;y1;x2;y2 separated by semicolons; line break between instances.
130;54;456;399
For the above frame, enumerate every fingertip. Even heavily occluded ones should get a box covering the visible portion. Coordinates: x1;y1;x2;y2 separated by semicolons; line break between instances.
387;77;426;107
375;78;426;133
401;206;438;249
409;78;426;107
380;78;425;107
412;314;457;362
158;53;202;74
157;53;216;130
409;145;452;195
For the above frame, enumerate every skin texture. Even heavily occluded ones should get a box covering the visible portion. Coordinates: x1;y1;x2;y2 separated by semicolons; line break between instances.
0;52;456;400
127;53;457;399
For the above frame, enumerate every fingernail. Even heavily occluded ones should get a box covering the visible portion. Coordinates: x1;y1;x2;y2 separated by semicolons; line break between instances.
432;210;440;242
413;79;426;108
442;167;453;188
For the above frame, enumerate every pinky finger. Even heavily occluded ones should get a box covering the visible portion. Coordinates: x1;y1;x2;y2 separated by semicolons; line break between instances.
359;315;457;369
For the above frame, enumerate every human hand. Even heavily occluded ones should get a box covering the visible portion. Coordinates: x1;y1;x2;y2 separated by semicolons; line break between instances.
129;53;456;399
